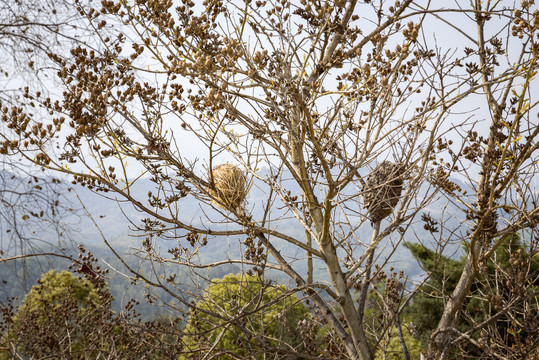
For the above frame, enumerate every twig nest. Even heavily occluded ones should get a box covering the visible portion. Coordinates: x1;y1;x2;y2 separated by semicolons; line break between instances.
210;164;248;210
363;161;404;223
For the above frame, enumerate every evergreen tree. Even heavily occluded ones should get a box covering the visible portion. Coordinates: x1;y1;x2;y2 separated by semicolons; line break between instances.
405;233;539;357
1;269;182;359
404;243;464;344
182;273;315;359
1;270;106;358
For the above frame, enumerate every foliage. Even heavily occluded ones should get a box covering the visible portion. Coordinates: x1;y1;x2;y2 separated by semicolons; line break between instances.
404;242;465;344
16;269;100;315
0;268;182;359
361;268;423;359
182;273;314;359
375;321;423;360
405;233;539;358
1;270;104;358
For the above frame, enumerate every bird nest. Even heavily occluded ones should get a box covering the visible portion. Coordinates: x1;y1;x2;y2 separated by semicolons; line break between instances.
363;161;404;223
209;164;248;210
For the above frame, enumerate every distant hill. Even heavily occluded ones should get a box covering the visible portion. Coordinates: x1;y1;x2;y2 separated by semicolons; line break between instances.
1;168;469;318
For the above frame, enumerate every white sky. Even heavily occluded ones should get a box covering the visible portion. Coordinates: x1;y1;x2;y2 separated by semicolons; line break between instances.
1;1;537;191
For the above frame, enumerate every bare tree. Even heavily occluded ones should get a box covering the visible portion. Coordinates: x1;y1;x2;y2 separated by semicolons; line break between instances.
1;0;538;359
0;0;94;104
0;0;94;269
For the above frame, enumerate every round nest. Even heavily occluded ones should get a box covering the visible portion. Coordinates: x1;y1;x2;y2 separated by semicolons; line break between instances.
362;161;404;223
210;164;248;210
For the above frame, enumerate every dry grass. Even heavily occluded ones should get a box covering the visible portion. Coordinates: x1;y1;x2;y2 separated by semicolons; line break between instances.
209;163;248;210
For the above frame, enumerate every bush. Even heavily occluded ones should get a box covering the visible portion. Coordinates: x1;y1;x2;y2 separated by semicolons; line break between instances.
182;273;312;359
1;269;182;359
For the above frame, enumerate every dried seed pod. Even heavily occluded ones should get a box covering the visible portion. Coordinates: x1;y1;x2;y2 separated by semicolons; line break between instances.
363;161;404;223
209;164;248;210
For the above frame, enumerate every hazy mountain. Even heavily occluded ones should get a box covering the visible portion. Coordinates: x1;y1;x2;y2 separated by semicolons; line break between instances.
63;171;467;278
1;169;469;318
